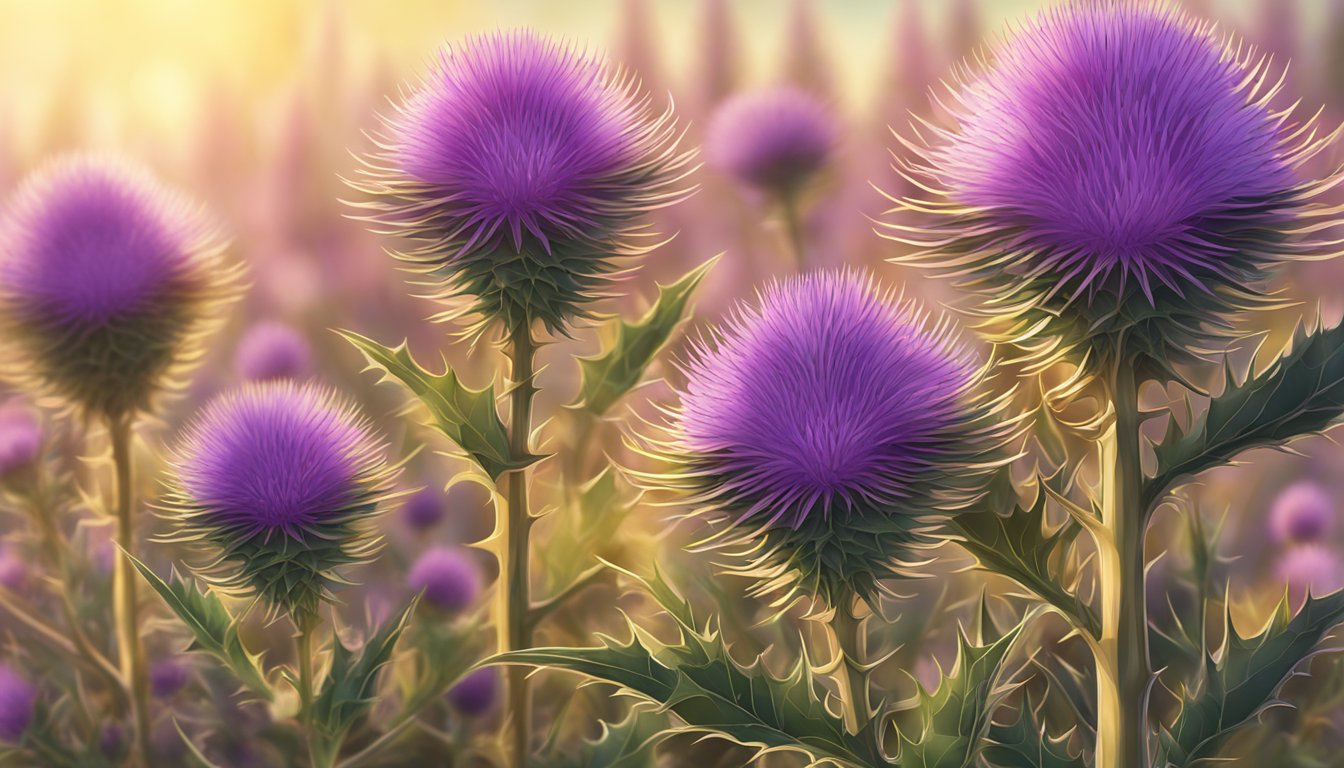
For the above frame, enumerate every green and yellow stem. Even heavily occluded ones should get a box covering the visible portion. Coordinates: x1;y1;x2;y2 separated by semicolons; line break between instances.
295;612;329;768
825;588;871;736
1093;360;1151;768
777;187;808;271
109;416;152;767
498;322;538;767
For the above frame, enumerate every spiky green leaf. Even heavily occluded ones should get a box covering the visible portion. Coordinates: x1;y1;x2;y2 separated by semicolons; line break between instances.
1158;591;1344;767
127;555;271;700
1146;322;1344;509
538;708;668;768
340;330;536;479
894;619;1029;768
492;564;884;767
574;257;717;416
982;691;1085;768
313;598;417;739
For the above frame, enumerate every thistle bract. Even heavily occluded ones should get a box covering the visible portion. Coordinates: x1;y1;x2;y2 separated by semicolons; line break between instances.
882;1;1341;375
448;668;499;716
1270;481;1334;545
161;381;397;621
706;86;837;196
407;546;481;615
0;664;34;743
233;321;313;382
0;155;240;418
351;29;694;335
0;400;40;479
657;270;1013;605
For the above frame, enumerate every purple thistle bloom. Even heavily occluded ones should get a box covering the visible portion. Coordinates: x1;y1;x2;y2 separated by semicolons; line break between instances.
233;321;314;382
1270;481;1334;545
1276;545;1344;608
401;485;445;531
706;86;837;196
149;659;190;699
349;30;694;335
163;381;398;619
0;664;35;743
98;721;127;759
407;547;482;614
0;155;241;417
0;400;40;479
662;270;1013;603
448;668;499;717
883;2;1341;373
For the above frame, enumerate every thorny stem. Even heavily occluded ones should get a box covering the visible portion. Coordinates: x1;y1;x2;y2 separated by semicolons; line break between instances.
499;322;537;767
1092;359;1151;768
825;587;871;736
109;416;152;768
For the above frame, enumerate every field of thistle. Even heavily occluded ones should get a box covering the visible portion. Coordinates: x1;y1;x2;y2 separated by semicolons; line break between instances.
5;0;1344;766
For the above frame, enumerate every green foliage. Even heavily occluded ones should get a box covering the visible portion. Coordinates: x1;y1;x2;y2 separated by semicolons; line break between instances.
893;619;1029;768
492;563;885;767
340;331;537;479
1157;591;1344;767
537;467;638;592
1146;321;1344;509
312;599;417;741
574;257;717;416
949;477;1097;637
127;555;272;700
539;708;668;768
982;691;1085;768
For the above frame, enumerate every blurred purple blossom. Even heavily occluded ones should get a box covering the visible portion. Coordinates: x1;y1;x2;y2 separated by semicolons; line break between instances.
407;546;481;615
1270;481;1334;545
448;667;499;717
0;664;35;743
233;321;314;382
706;87;837;197
1276;544;1344;607
0;400;40;479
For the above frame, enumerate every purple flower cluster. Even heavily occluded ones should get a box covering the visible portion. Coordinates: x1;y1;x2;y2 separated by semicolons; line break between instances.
449;668;499;717
233;321;313;382
0;664;34;743
1270;482;1334;545
884;2;1341;372
706;86;837;196
350;29;694;334
407;547;482;615
0;156;240;417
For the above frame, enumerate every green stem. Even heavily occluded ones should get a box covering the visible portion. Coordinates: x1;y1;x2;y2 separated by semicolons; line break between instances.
109;416;152;768
777;187;807;271
1093;360;1150;768
826;588;871;736
295;613;328;767
498;322;537;767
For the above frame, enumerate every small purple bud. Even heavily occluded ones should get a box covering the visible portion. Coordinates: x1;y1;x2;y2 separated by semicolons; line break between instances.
99;721;127;759
407;547;481;615
233;321;314;382
149;659;190;699
401;486;445;531
706;86;838;195
0;547;26;593
0;400;41;479
1276;545;1344;608
448;668;498;717
0;664;36;743
1270;482;1334;545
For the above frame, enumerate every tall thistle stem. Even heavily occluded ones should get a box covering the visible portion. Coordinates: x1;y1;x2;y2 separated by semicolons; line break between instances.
1093;358;1150;768
499;322;537;767
777;188;807;270
825;587;870;736
109;416;151;767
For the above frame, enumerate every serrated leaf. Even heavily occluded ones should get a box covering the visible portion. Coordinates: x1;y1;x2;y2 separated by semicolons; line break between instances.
982;690;1085;768
1146;322;1344;509
127;555;271;700
950;482;1098;638
1158;591;1344;767
340;330;536;479
539;708;668;768
492;564;884;767
894;618;1029;768
574;257;717;416
312;598;417;740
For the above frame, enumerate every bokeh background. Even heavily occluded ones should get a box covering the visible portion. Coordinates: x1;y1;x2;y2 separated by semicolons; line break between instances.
4;0;1344;764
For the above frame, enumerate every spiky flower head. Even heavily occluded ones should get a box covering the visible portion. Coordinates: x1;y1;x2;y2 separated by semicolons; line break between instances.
233;321;313;382
882;1;1341;378
0;664;34;743
350;30;694;336
0;155;241;418
161;381;398;622
1276;544;1343;608
706;86;837;197
0;400;41;480
448;668;499;717
407;546;481;615
1270;481;1334;545
652;270;1014;606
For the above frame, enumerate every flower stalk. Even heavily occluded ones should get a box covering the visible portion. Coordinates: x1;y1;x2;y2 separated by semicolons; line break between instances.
109;416;151;767
824;587;870;736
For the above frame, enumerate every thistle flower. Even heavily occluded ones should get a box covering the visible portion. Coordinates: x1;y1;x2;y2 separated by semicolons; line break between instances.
350;30;694;335
0;400;40;480
98;722;127;760
0;664;34;743
448;668;499;717
161;381;398;621
706;87;837;197
655;270;1014;605
1275;544;1343;607
1270;481;1334;545
882;2;1341;375
0;156;240;418
407;547;482;615
233;321;313;382
148;659;190;699
401;485;445;531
